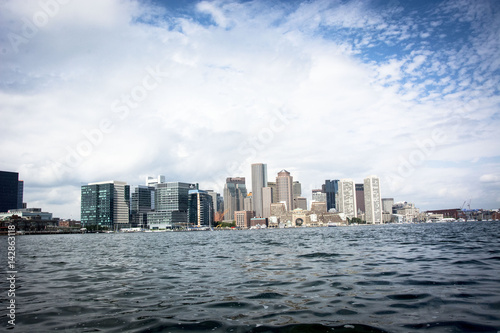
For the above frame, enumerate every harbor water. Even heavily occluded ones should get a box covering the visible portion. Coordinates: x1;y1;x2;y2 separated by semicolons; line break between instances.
1;221;500;332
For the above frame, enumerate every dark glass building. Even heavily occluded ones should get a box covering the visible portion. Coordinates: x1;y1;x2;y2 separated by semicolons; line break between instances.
188;190;214;227
81;181;130;229
323;179;339;211
130;185;154;228
0;171;23;212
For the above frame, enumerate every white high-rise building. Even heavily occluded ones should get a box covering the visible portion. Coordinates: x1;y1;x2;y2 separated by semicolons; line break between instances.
364;176;383;224
338;179;357;218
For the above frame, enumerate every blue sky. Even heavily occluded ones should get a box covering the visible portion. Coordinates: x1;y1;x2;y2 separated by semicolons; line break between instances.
0;0;499;219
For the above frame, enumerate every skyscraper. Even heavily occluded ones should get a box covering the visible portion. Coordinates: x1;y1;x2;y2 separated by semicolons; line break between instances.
355;183;365;214
276;170;293;211
338;179;357;218
188;189;214;227
223;177;247;221
382;198;394;214
81;180;130;229
323;179;339;211
251;163;267;217
130;185;154;228
267;181;279;203
262;187;273;218
0;171;23;212
364;176;383;224
312;189;326;203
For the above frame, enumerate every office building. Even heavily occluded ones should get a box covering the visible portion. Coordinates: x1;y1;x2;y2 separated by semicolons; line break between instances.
276;170;294;211
267;181;279;203
364;176;383;224
382;198;394;214
235;210;254;229
146;175;165;187
0;171;24;212
294;197;307;210
81;180;130;229
206;190;221;222
251;163;267;217
312;189;326;203
323;179;339;211
244;194;253;212
262;187;273;218
338;179;357;218
293;181;301;198
148;182;197;229
188;189;214;227
355;183;365;213
130;185;154;228
223;177;247;221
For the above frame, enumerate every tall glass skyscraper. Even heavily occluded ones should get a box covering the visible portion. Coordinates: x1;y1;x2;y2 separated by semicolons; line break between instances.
188;189;214;227
323;179;339;211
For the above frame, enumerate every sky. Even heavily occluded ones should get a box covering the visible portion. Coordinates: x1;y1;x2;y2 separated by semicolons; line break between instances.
1;0;499;220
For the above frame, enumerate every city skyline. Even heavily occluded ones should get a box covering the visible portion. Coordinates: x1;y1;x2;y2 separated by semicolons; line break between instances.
1;0;499;220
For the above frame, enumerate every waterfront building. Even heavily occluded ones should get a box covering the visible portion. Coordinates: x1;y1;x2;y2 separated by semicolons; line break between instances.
130;185;154;228
262;187;273;218
234;210;254;228
223;177;247;222
355;183;365;214
251;163;267;218
0;171;24;212
393;201;420;223
338;179;357;218
250;217;267;228
188;189;214;227
294;197;308;210
312;189;326;203
276;170;294;211
364;176;383;224
323;179;339;211
81;180;130;230
382;198;394;214
147;182;197;229
0;208;52;221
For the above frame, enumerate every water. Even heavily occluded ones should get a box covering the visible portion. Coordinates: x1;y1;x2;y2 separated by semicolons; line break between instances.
1;222;500;332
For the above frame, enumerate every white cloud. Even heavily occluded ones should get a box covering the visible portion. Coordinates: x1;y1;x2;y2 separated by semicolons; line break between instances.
0;0;499;219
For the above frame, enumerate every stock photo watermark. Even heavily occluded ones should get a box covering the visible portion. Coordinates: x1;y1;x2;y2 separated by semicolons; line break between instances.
384;89;485;192
6;223;17;328
4;0;71;55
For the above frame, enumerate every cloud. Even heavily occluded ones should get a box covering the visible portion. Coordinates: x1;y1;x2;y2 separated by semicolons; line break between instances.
480;174;500;183
0;0;499;219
